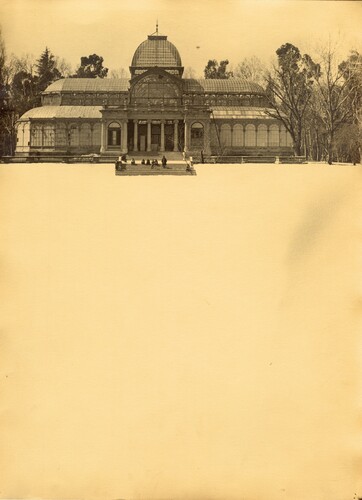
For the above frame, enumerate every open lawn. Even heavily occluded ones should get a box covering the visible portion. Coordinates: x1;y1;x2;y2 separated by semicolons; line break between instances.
0;163;361;500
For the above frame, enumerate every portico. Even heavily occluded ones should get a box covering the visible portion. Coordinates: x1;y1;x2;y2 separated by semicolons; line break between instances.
131;118;180;153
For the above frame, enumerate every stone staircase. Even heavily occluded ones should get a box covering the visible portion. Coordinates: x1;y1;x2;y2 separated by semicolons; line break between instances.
115;161;196;176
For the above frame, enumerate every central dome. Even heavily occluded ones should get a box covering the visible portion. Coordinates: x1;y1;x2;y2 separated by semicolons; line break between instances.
131;34;182;70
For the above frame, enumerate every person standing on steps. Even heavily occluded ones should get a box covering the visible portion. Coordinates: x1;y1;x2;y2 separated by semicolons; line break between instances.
116;155;122;170
162;155;167;168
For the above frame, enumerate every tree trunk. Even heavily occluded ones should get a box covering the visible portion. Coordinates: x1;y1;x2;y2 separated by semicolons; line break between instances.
327;133;334;165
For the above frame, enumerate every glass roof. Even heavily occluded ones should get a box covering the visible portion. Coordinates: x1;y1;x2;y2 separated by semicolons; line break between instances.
183;79;264;94
131;35;182;68
44;79;129;93
19;106;103;120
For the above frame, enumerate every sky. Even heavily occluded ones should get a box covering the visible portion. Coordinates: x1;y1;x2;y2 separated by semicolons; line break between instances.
0;0;361;76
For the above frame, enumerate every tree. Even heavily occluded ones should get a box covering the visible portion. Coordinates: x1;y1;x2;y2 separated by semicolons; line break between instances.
109;67;128;79
0;26;6;85
336;50;361;163
35;47;62;92
204;59;233;79
334;123;360;164
265;43;319;156
74;54;108;78
11;53;36;77
313;45;361;164
55;56;73;78
234;56;266;86
183;66;197;79
9;54;38;115
0;27;17;155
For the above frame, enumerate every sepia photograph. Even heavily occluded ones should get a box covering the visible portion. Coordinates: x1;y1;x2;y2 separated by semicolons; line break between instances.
0;1;361;499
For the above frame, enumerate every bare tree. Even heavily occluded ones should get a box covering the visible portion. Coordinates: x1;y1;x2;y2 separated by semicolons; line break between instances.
0;26;6;84
234;56;266;86
313;43;361;164
12;53;36;76
0;27;17;155
108;67;129;79
55;56;73;77
183;66;197;79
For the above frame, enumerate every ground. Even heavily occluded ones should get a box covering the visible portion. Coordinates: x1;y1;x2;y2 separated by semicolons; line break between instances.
0;163;361;500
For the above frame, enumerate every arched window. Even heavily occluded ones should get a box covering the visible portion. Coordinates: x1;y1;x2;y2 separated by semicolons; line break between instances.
220;124;231;147
191;122;204;147
23;122;31;147
280;126;287;146
269;124;279;147
80;123;92;147
69;124;79;146
31;125;42;147
43;125;55;147
108;122;121;146
56;123;67;146
245;124;256;147
257;124;267;147
92;123;101;146
232;124;243;146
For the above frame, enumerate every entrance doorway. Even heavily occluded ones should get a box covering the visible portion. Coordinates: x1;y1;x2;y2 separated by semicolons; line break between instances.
151;124;160;152
165;123;174;151
138;123;147;151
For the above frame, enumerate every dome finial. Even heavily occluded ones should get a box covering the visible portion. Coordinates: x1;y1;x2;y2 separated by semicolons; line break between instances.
156;19;158;34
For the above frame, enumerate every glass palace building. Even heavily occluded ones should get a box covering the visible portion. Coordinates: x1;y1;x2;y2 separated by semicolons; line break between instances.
15;31;293;158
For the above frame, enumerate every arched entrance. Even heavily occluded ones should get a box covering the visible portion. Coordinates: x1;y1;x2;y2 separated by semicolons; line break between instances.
107;122;121;148
191;122;204;149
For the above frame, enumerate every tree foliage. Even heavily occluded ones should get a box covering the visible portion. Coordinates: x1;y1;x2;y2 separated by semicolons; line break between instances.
204;59;233;79
74;54;108;78
0;34;71;154
265;43;319;156
35;47;61;92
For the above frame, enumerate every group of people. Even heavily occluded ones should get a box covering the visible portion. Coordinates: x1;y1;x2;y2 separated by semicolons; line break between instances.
141;156;168;168
116;154;169;169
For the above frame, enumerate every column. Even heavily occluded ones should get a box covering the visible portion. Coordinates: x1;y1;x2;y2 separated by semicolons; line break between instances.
122;120;128;153
100;121;107;153
90;124;94;148
204;120;211;155
184;120;189;152
173;120;179;152
147;120;152;152
160;120;165;152
133;120;138;152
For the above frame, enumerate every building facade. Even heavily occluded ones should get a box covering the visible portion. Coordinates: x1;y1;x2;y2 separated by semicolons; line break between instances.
16;32;294;158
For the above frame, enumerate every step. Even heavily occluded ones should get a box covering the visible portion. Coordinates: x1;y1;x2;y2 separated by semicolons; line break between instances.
115;164;196;176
